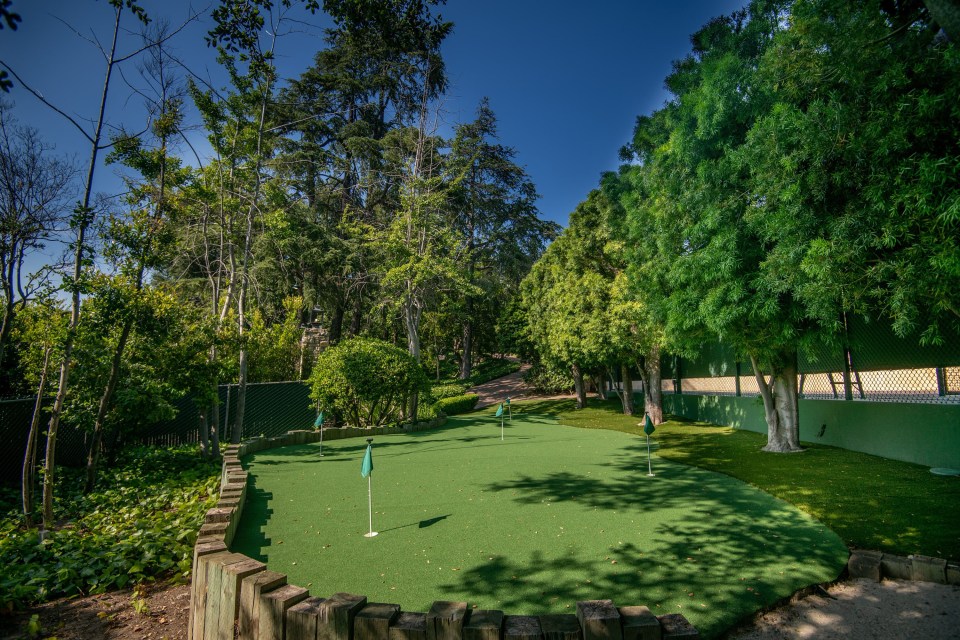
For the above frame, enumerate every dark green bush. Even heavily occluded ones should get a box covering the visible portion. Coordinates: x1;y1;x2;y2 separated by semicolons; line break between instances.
0;445;219;611
522;361;574;393
309;337;428;427
433;393;479;416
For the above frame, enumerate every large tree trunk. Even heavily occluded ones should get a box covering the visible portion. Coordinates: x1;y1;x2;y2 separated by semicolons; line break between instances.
750;353;803;453
571;363;587;409
620;363;634;416
22;347;51;529
639;345;664;424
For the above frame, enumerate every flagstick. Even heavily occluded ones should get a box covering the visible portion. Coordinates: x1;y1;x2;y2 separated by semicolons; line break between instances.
500;414;504;441
364;473;377;537
646;433;655;477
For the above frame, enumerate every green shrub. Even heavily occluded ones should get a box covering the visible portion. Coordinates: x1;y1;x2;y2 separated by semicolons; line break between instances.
309;337;428;427
433;393;479;416
0;445;219;611
523;361;574;393
429;382;470;400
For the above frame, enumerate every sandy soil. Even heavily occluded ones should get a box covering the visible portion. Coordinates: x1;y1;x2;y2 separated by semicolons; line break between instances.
728;578;960;639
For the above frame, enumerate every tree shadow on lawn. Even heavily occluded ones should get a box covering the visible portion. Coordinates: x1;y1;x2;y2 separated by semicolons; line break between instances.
231;477;275;564
477;444;848;638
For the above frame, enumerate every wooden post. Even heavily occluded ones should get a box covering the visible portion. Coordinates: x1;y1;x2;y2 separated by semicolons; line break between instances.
504;615;542;640
188;542;228;640
288;596;327;640
391;612;428;640
426;601;467;640
354;603;401;640
576;601;622;640
318;593;368;640
238;570;288;638
618;606;659;640
216;558;267;640
538;614;580;640
260;584;310;639
463;609;503;640
657;614;698;639
200;552;251;639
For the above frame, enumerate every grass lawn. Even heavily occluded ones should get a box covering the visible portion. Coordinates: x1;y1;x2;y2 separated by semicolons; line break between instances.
520;398;960;562
232;411;847;639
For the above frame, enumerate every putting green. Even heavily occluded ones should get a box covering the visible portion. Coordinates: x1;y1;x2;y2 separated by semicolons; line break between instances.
232;410;847;638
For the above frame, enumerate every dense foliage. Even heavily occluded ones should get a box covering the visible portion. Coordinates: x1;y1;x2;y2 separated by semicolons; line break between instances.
432;393;480;416
523;0;959;451
0;446;219;611
309;337;429;427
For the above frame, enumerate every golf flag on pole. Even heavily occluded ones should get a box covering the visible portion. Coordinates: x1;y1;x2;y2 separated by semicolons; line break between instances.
362;439;377;537
643;413;655;477
361;443;373;477
495;403;503;417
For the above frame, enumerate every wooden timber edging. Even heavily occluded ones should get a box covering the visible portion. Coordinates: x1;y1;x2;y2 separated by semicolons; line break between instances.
847;550;960;585
189;419;702;640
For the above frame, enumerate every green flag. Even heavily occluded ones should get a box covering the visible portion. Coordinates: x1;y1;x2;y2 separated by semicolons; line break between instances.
495;403;504;417
314;412;324;428
361;444;373;478
644;413;655;436
505;397;510;405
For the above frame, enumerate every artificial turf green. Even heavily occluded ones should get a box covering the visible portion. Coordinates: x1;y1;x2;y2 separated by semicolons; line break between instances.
232;409;847;638
521;398;960;562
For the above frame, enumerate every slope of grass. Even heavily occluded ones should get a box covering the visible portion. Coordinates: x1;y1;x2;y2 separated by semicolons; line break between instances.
233;412;846;638
518;398;960;561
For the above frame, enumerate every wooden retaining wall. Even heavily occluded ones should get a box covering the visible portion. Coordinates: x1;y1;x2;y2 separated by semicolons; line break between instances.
189;422;701;640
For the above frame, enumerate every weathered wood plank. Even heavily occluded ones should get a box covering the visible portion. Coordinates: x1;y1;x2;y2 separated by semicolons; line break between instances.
539;614;581;640
259;584;310;640
216;558;267;640
504;615;541;640
426;601;468;640
391;612;427;640
318;592;368;640
618;607;660;640
288;596;327;640
464;609;503;640
576;601;621;640
354;603;401;640
239;570;288;638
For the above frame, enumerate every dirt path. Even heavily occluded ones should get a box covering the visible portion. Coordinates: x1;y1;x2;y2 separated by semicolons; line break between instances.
469;364;574;409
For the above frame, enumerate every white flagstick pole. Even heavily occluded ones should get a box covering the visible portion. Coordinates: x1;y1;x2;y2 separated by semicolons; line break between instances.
646;433;654;477
501;413;504;441
367;474;374;535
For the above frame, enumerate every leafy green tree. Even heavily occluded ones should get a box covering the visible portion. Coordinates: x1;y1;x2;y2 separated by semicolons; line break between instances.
308;336;428;427
446;99;557;378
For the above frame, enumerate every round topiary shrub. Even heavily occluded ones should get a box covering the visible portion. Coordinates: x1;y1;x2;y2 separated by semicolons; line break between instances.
308;337;428;427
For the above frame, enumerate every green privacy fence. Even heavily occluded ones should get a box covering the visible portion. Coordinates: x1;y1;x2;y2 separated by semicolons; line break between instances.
1;382;315;486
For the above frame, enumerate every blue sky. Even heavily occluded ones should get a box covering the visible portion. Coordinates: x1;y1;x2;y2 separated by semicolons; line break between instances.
1;0;748;235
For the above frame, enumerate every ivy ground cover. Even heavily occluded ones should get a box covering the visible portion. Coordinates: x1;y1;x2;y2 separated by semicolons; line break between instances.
233;411;847;638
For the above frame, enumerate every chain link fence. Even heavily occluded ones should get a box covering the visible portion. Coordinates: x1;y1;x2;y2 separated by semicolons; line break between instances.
660;315;960;404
